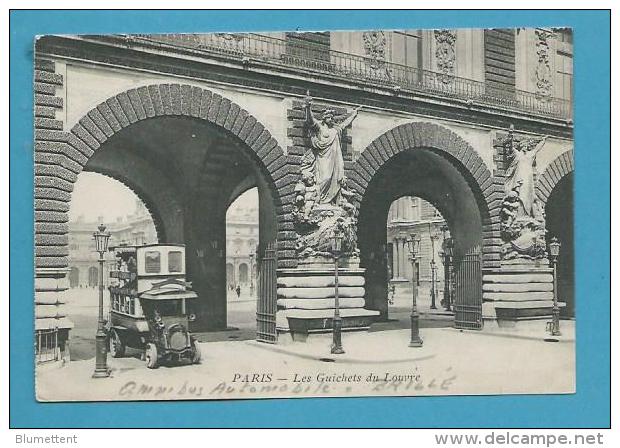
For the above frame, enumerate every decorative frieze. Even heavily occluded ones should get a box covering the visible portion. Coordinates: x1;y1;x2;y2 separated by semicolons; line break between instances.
534;28;555;100
434;29;457;84
362;31;388;72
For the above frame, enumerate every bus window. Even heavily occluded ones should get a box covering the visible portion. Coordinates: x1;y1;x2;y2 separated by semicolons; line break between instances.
168;251;183;273
145;251;161;273
156;299;184;317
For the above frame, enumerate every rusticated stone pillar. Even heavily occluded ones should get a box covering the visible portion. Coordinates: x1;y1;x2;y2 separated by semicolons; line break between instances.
183;192;228;332
33;57;73;362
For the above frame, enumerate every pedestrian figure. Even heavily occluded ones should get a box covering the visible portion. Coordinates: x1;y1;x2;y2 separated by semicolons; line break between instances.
388;283;396;305
236;285;241;298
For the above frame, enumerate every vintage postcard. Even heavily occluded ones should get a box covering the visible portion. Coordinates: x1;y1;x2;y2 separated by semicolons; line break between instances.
33;28;575;402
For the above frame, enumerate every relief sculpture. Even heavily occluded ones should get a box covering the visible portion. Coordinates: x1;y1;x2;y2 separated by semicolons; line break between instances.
434;29;457;84
535;29;554;99
362;30;390;79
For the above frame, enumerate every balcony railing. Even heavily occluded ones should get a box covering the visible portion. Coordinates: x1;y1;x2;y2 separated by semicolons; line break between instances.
128;33;572;120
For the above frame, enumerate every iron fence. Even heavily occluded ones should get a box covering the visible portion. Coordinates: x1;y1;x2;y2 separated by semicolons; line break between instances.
454;247;483;330
256;241;278;343
35;328;61;363
129;32;572;120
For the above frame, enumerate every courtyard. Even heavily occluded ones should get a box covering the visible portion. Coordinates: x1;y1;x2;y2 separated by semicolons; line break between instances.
37;287;575;402
61;284;457;361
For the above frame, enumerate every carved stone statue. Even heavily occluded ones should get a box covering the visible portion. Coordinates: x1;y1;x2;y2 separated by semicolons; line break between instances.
504;135;547;219
304;94;361;205
292;94;362;260
500;132;549;261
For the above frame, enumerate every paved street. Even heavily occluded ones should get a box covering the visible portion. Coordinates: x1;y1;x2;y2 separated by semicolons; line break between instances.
37;325;575;402
64;287;264;359
63;284;454;359
39;287;575;402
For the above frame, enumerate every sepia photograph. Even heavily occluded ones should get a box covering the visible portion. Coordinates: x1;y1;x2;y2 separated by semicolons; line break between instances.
32;26;576;402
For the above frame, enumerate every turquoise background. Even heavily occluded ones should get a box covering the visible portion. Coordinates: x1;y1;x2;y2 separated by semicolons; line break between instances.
9;10;610;428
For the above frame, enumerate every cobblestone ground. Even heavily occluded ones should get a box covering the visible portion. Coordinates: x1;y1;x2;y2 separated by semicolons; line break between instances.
40;288;575;402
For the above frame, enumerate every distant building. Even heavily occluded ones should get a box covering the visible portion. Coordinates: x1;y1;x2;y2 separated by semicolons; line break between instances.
67;200;158;288
387;197;448;289
225;200;258;294
68;198;259;293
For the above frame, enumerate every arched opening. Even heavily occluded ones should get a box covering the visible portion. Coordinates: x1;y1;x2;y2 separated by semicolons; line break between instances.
357;148;486;326
383;196;453;329
221;188;259;340
239;264;249;284
66;171;159;360
76;108;279;332
545;172;574;317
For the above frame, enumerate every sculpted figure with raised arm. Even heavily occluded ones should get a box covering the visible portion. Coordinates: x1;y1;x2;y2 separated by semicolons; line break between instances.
292;92;363;259
304;92;362;206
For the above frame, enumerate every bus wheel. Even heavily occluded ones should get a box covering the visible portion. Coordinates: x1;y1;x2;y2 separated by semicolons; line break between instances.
145;343;159;369
191;342;201;364
109;329;125;358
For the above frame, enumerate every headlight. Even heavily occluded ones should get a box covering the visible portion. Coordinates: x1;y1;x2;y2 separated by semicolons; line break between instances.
188;313;196;322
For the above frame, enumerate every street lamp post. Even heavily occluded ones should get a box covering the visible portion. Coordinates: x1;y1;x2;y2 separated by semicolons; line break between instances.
440;225;450;311
249;252;255;297
442;237;454;311
92;223;111;378
407;234;423;348
331;229;344;354
429;231;439;309
548;237;562;337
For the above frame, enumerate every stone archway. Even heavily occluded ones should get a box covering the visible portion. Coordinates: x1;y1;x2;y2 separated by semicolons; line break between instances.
348;122;499;321
536;149;574;316
535;149;574;205
79;169;169;244
35;83;296;330
85;147;184;245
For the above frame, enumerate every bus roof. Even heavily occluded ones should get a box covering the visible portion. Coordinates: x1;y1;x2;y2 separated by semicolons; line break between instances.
109;243;186;252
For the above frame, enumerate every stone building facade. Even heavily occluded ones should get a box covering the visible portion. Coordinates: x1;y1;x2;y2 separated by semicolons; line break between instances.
68;198;259;291
67;200;158;288
33;28;574;359
387;197;446;287
225;200;259;292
